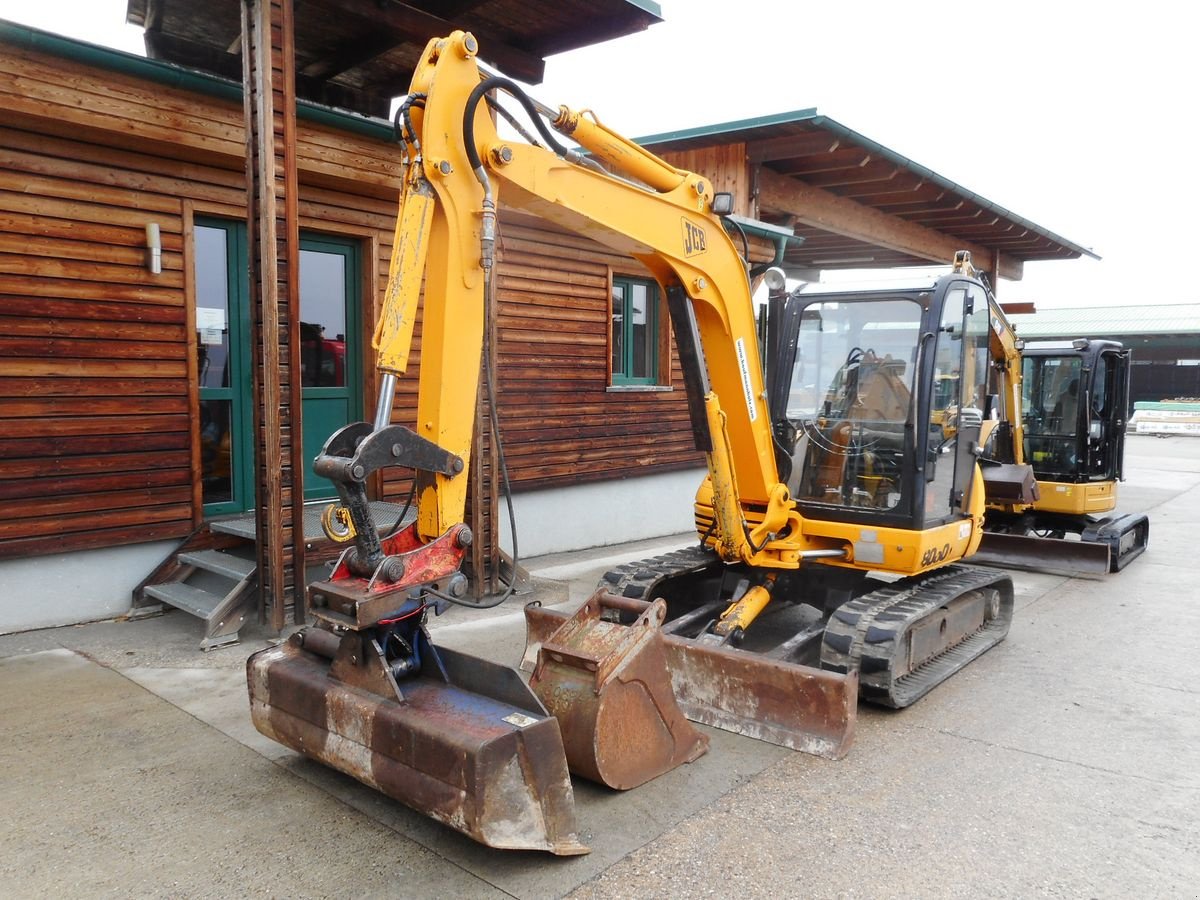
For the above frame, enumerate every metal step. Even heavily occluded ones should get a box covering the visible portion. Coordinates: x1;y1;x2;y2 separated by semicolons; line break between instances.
144;582;224;621
177;549;256;582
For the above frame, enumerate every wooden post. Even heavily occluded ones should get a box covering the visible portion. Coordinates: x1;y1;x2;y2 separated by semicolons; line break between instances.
242;0;307;629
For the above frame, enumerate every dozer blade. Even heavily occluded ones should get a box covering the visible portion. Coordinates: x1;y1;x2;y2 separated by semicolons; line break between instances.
972;531;1112;578
247;630;588;856
525;592;857;762
526;592;709;789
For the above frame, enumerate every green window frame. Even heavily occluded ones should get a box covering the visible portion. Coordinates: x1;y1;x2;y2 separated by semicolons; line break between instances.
195;217;253;517
610;275;662;386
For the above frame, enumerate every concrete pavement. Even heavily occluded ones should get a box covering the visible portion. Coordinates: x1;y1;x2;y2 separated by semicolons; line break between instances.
1;434;1196;898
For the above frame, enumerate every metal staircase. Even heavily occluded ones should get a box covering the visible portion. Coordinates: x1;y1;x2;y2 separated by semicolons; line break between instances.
132;502;416;650
132;524;258;651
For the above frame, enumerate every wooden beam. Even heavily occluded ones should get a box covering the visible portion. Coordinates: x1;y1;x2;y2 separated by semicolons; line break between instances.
243;0;307;630
300;33;403;80
757;167;1024;281
746;132;841;163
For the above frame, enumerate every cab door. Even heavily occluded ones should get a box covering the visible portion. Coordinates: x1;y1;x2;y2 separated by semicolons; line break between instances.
1088;347;1131;481
926;280;989;523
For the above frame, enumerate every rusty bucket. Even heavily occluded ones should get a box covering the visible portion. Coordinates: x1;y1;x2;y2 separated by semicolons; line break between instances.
525;592;709;790
247;629;588;855
526;591;857;761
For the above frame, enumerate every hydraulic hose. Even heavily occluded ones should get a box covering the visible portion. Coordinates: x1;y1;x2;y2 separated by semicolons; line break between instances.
462;76;571;173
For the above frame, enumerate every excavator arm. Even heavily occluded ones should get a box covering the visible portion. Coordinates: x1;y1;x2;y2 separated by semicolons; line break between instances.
365;31;836;571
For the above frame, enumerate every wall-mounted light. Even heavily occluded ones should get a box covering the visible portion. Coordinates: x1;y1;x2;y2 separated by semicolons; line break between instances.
145;222;162;275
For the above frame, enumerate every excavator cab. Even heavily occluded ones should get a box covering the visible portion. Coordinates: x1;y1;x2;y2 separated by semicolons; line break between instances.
977;338;1149;573
768;275;994;532
1021;340;1130;483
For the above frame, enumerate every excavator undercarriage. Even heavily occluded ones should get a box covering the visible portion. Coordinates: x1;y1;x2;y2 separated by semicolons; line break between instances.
524;547;1013;739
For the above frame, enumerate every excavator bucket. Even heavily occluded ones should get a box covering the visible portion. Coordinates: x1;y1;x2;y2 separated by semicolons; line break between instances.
525;592;709;789
247;628;588;856
524;590;857;762
973;532;1112;578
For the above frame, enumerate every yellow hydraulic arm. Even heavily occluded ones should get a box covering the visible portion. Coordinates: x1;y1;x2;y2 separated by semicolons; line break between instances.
373;31;841;569
951;251;1028;467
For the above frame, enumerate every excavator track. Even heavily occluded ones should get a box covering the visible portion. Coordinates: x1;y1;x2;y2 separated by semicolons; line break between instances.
598;545;723;603
820;565;1013;708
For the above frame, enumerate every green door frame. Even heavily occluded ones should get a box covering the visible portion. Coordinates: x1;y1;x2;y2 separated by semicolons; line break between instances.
196;217;254;517
195;223;362;514
299;233;363;501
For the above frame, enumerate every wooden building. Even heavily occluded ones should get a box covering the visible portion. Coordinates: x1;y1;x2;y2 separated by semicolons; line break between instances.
0;10;1094;639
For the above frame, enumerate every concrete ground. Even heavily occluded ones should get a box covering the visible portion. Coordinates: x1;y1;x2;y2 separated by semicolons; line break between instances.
1;434;1197;899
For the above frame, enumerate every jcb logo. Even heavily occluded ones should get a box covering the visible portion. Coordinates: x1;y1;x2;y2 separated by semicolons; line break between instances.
682;219;707;257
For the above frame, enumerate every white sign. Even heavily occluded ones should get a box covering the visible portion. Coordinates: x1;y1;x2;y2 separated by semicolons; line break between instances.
196;307;226;346
735;337;757;422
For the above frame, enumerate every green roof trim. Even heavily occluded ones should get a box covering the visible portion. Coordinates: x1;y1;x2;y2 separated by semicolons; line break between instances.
635;108;820;147
620;0;663;16
0;18;395;143
638;107;1099;263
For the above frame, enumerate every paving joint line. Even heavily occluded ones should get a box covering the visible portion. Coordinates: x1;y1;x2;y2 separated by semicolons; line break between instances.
934;727;1194;789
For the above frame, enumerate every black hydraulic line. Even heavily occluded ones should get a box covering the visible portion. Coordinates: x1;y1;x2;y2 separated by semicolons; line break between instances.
722;216;750;265
384;480;417;537
462;76;571;173
393;93;426;149
485;95;543;149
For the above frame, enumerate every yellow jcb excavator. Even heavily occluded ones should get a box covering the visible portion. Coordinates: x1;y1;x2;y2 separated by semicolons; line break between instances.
248;32;1017;855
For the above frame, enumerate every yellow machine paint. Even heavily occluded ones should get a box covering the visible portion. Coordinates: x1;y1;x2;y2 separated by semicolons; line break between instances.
253;34;1025;858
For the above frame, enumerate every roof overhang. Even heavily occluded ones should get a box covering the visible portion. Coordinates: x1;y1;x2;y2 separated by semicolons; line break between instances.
639;109;1099;281
126;0;663;117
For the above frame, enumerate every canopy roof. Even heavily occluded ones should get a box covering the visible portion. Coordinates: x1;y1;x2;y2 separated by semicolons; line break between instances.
639;109;1098;274
126;0;662;117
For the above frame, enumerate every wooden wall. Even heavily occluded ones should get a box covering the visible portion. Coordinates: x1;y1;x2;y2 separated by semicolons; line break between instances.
0;35;708;565
490;214;701;489
0;39;402;560
660;143;753;217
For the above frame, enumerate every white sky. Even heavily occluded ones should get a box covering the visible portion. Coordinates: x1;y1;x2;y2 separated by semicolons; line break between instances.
2;0;1197;308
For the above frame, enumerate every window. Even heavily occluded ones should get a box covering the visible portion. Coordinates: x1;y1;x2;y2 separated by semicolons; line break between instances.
194;218;252;514
610;276;662;386
786;297;922;513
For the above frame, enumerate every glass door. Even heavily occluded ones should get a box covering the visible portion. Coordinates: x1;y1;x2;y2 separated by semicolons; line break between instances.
299;234;362;501
195;219;252;515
